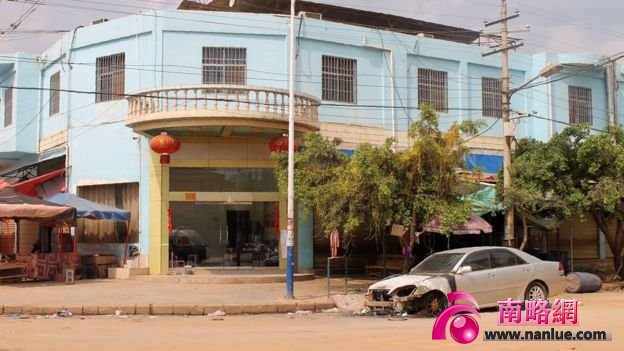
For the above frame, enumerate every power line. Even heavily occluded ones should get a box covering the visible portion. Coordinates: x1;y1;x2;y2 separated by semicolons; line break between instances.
522;114;616;135
0;84;501;112
462;116;502;144
0;0;44;42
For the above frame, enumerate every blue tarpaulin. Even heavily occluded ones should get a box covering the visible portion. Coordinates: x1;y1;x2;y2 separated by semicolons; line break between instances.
465;154;503;175
45;192;130;221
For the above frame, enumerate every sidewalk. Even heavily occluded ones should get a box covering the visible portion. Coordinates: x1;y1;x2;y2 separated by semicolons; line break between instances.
0;276;373;316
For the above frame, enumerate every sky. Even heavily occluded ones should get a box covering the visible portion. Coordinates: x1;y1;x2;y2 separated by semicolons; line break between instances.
0;0;623;57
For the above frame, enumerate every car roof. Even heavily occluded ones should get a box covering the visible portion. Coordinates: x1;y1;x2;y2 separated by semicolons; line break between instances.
436;246;517;255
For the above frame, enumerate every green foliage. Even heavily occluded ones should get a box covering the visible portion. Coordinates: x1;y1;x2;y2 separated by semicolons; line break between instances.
507;125;624;276
271;133;348;235
272;103;483;243
400;103;479;235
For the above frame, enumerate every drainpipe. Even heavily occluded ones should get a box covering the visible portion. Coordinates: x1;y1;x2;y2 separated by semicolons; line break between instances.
363;34;397;150
607;61;617;127
36;55;45;153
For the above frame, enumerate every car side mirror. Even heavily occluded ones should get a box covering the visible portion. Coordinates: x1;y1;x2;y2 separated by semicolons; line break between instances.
457;266;472;274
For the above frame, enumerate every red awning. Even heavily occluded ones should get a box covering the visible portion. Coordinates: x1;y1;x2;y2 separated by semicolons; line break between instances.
12;169;66;197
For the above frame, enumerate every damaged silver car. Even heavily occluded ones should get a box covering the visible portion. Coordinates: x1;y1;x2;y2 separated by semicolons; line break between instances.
365;246;567;316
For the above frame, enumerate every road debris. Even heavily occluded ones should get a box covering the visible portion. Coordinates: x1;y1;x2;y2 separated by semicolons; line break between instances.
207;310;226;317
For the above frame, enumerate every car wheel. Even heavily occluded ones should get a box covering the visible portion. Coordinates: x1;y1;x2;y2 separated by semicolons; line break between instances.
422;292;448;317
524;282;548;301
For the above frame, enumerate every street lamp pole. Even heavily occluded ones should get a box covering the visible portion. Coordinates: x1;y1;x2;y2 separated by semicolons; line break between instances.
286;0;296;299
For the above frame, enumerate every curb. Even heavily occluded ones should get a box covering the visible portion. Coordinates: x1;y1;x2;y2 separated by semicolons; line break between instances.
131;273;316;285
0;299;337;317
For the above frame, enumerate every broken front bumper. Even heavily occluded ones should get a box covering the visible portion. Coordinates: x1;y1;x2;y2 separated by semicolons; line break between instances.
365;289;425;311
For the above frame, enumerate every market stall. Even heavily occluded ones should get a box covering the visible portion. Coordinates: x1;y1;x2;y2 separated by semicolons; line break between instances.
0;187;76;281
45;192;131;270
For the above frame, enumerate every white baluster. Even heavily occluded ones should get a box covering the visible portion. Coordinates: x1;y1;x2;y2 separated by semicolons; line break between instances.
254;90;260;112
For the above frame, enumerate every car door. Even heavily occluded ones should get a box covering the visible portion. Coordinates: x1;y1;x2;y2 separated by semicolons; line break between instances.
491;249;532;301
455;250;498;307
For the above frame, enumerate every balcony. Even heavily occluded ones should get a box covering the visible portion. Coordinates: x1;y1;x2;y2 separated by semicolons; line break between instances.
125;85;320;136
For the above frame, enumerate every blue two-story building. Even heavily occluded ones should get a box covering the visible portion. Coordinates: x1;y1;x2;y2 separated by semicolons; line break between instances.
0;0;622;274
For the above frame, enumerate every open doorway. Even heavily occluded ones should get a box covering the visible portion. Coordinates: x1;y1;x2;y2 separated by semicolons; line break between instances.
227;210;250;266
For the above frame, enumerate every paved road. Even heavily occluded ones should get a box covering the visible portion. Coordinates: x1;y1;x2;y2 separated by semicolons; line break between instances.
0;291;621;351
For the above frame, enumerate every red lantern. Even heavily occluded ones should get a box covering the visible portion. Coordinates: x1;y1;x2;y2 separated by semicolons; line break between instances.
150;132;181;164
269;135;299;153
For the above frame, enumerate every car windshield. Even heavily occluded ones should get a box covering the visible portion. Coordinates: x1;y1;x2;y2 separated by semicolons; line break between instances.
410;253;465;274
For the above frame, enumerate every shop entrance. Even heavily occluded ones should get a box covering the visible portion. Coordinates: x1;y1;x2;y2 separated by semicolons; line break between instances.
226;210;249;266
169;202;279;268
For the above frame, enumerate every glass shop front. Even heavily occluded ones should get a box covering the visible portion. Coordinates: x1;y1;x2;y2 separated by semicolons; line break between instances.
169;168;280;267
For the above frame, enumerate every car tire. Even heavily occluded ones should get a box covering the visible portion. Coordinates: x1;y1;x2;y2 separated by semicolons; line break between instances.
524;281;548;301
422;291;448;318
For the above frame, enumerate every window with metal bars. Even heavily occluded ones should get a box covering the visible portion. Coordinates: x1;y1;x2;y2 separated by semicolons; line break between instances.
568;86;592;125
418;68;448;112
49;72;60;116
96;53;125;103
4;87;12;127
482;77;502;117
322;55;357;103
202;47;247;85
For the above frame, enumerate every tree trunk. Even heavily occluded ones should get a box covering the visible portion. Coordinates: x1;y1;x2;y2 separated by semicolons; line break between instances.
592;212;623;278
404;209;418;274
614;219;624;279
519;214;529;251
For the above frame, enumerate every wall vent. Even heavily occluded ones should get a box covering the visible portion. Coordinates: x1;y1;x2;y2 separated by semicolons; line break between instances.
298;11;322;20
417;33;435;39
91;18;109;25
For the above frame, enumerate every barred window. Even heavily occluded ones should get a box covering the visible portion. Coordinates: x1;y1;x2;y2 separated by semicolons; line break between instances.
482;77;502;117
322;55;357;103
4;87;12;127
418;68;448;112
568;86;592;125
96;53;125;103
49;72;60;116
202;47;246;85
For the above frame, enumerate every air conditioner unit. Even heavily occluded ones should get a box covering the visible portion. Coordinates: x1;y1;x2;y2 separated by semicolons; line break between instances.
417;33;434;39
298;11;322;20
91;18;109;25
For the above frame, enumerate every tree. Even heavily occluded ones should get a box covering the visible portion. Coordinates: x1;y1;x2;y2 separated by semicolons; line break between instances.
272;104;483;252
273;133;398;244
507;125;624;278
397;104;481;239
576;127;624;279
272;132;349;238
504;135;579;251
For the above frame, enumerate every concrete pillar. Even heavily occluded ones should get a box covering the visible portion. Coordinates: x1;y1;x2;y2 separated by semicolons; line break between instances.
148;152;169;274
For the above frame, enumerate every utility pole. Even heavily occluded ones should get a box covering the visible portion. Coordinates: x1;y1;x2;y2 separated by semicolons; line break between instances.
286;0;296;299
482;0;523;247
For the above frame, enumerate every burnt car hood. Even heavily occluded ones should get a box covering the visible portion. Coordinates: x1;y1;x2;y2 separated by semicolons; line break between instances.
368;274;436;291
